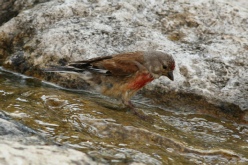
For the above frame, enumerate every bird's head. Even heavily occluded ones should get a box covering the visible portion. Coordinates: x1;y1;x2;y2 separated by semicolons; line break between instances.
143;51;175;81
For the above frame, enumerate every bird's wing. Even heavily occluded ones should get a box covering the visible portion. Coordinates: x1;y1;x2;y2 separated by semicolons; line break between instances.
69;51;145;76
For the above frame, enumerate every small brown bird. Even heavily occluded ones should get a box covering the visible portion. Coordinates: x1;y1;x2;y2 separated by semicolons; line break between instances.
45;51;175;109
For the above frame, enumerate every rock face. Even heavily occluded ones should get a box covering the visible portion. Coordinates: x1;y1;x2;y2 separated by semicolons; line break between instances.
0;1;247;110
0;111;99;165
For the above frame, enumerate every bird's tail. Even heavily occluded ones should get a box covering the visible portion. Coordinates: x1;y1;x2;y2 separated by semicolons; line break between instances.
42;65;105;91
42;66;84;73
42;65;96;85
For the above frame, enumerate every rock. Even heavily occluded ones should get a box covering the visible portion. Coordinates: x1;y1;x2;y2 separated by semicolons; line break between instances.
0;111;100;165
0;111;45;144
0;0;247;112
0;140;100;165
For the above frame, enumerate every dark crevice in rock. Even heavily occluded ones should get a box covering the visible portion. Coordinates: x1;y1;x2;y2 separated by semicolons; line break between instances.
0;0;18;26
141;87;247;123
0;0;51;26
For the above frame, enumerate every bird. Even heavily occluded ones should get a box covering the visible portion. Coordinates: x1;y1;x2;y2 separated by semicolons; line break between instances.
44;51;175;110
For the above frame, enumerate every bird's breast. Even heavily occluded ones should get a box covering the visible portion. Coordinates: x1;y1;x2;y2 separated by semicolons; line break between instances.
127;72;154;90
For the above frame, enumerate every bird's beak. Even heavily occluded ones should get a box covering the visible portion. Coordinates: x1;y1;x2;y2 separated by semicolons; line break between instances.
167;71;174;81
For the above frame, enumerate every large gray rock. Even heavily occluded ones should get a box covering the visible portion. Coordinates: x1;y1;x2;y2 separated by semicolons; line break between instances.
0;0;247;112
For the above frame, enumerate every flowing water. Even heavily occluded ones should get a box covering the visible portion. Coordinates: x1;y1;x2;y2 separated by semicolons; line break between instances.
0;67;247;165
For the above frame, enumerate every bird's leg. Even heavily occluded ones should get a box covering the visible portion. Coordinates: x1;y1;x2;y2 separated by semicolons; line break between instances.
122;99;135;109
127;100;135;109
122;100;140;116
122;99;153;122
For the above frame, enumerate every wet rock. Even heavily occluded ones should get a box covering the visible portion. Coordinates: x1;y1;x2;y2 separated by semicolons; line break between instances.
0;111;99;165
141;88;248;123
0;111;44;144
0;0;247;116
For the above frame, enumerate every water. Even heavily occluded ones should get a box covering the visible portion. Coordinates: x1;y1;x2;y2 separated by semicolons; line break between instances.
0;67;247;164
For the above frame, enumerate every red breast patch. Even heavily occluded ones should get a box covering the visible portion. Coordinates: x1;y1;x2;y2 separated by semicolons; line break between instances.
128;73;154;90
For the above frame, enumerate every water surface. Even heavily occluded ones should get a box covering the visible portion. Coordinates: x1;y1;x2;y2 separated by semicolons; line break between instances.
0;67;247;164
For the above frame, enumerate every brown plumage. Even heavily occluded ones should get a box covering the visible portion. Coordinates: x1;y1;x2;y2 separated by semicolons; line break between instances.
44;51;175;109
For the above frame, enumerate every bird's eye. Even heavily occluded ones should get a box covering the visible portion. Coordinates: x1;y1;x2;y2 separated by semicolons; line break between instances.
163;65;167;69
